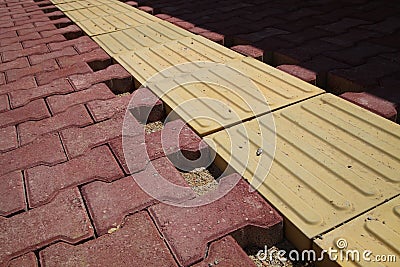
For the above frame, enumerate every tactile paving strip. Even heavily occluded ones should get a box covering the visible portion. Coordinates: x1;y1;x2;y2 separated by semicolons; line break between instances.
115;35;245;84
63;2;135;20
146;58;324;136
314;196;400;267
93;20;194;53
56;0;115;12
204;93;400;248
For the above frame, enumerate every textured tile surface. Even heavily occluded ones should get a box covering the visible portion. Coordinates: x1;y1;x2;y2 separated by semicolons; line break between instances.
204;93;400;247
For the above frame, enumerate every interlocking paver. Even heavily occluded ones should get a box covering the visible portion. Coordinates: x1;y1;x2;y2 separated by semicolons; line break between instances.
82;156;194;235
18;24;56;36
0;133;66;176
60;112;142;158
57;48;110;68
2;43;49;62
47;83;114;114
47;35;95;52
36;61;92;86
340;91;397;121
8;252;38;267
23;34;66;48
29;45;77;65
87;87;163;122
0;188;93;265
26;145;123;208
109;119;208;174
0;171;25;217
6;59;59;82
39;24;81;38
0;125;18;152
0;42;22;53
0;99;50;128
193;236;256;267
9;78;73;108
0;32;40;47
0;56;29;72
69;64;131;91
39;212;177;267
276;64;317;85
18;105;93;145
150;175;282;266
0;94;9;112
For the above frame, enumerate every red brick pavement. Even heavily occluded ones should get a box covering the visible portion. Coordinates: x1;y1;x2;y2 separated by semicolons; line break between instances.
0;1;284;265
135;0;400;121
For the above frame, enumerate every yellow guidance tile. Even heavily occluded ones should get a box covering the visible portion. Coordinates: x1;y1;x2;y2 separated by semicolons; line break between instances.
51;0;80;4
204;93;400;249
314;197;400;267
74;11;161;36
64;2;134;20
145;59;323;136
93;20;193;53
115;35;245;84
55;0;113;12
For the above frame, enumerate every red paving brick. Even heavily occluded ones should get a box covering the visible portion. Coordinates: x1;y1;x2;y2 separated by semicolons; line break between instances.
36;61;92;86
0;126;18;152
0;94;9;112
231;44;264;60
2;43;49;62
69;64;132;91
87;87;163;123
82;156;194;235
0;75;36;95
0;133;66;176
0;188;93;265
29;45;77;65
47;83;114;114
340;92;398;121
22;34;66;48
192;236;256;267
0;99;50;128
149;175;283;266
0;171;25;217
57;48;110;68
0;32;40;47
48;36;96;53
40;25;81;38
39;212;177;267
0;56;29;72
109;119;208;174
276;64;317;85
6;59;59;82
26;146;123;208
18;105;93;145
9;78;73;108
60;112;142;158
8;252;38;267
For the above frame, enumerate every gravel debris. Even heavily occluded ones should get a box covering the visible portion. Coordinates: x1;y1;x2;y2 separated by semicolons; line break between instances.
116;92;131;97
181;167;218;195
145;121;164;134
246;239;315;267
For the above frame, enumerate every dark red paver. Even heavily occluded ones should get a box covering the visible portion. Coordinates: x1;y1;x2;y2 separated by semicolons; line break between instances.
0;126;18;152
0;99;49;128
149;175;283;266
26;145;123;208
0;133;66;176
0;171;25;217
0;188;93;265
193;236;256;267
82;156;194;236
18;105;93;145
39;212;177;267
8;252;38;267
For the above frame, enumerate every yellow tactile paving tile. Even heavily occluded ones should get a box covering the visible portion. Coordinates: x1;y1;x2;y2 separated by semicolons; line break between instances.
115;35;245;84
55;0;114;12
93;20;193;50
75;11;162;36
145;59;323;136
204;93;400;249
314;197;400;267
63;2;134;20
